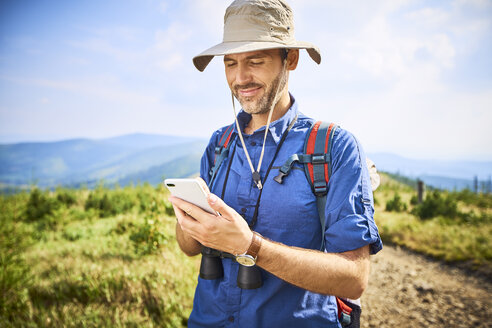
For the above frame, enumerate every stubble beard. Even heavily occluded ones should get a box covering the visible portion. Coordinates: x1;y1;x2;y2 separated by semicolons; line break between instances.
234;68;287;115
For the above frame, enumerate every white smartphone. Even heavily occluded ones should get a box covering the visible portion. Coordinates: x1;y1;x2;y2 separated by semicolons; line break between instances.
164;178;216;215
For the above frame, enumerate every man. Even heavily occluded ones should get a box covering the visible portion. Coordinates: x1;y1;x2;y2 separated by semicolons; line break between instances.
169;0;382;327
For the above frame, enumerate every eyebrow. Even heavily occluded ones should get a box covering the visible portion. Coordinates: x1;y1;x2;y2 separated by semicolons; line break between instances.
223;53;270;62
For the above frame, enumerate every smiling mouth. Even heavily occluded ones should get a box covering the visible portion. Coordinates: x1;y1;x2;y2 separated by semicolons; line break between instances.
238;86;262;98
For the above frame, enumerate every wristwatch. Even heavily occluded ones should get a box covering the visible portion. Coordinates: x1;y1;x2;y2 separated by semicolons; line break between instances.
235;232;262;267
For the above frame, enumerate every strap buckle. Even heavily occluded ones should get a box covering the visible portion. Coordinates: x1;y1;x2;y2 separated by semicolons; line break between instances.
312;153;327;164
340;312;351;326
313;180;327;195
273;170;287;184
215;146;223;155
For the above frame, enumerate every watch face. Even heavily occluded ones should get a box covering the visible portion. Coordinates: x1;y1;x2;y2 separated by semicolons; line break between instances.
236;255;255;267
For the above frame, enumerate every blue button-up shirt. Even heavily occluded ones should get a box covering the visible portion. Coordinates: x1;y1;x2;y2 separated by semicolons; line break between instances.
189;95;382;328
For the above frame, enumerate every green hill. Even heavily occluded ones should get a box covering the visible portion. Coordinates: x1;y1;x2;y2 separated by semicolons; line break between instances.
0;173;490;327
0;134;206;189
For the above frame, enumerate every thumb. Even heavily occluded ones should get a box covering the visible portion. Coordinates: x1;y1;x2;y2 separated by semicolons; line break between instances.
207;193;234;221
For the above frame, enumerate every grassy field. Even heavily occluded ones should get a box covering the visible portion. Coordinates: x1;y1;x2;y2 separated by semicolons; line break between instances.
374;173;492;266
1;184;199;327
1;175;491;327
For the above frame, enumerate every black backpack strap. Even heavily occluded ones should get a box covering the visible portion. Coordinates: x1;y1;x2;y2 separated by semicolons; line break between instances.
208;124;236;189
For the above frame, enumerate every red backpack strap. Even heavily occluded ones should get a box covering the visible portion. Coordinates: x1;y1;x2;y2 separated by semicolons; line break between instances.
273;120;339;250
214;124;235;164
208;124;236;189
336;297;353;326
304;121;337;194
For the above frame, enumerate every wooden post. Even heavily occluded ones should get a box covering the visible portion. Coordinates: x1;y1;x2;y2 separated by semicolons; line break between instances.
417;179;424;204
474;175;478;194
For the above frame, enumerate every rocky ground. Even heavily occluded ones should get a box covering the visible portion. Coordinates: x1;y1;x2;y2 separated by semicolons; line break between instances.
360;245;492;328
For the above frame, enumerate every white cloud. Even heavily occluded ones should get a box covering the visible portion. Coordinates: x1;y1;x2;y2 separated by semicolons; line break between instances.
75;25;142;42
453;0;492;9
286;0;492;160
156;53;183;71
68;38;139;62
149;23;193;72
2;75;158;106
404;7;450;26
183;0;227;38
2;1;491;160
159;1;168;14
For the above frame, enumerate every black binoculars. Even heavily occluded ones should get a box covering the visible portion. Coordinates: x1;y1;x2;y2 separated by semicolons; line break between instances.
200;246;262;289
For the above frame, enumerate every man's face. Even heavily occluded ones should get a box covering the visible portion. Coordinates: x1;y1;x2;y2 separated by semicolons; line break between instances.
224;49;287;115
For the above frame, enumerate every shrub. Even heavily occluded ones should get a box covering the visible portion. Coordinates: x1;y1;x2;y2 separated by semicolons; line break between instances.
62;227;85;241
410;195;419;206
137;185;173;217
24;188;60;222
454;188;492;209
385;193;407;212
56;188;77;207
412;190;458;220
85;188;137;218
112;219;135;235
0;217;33;323
138;189;155;213
164;201;175;217
130;217;169;255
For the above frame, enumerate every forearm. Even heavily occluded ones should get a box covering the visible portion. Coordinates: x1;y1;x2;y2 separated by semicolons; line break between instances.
169;192;371;298
256;239;370;299
175;223;201;256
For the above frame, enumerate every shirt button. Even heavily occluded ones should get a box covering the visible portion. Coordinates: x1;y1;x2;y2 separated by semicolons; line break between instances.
228;316;234;322
241;207;246;213
250;141;256;146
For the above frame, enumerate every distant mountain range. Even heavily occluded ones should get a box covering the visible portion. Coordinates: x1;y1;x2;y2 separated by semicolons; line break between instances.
367;153;492;191
0;134;490;192
0;133;207;191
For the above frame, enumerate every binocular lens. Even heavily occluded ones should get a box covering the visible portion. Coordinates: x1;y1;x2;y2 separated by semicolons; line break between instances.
199;247;262;289
237;265;262;289
200;247;224;279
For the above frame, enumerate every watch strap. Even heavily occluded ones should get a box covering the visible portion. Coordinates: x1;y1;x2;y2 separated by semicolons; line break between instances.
246;232;262;259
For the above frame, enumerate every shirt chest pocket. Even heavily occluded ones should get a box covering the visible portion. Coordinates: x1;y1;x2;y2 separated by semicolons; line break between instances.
256;167;323;249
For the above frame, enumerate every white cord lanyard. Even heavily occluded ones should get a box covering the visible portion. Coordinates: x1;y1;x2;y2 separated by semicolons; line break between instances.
231;95;273;189
231;62;286;190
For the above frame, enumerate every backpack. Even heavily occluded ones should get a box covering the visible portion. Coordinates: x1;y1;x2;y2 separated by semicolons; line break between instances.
208;120;364;327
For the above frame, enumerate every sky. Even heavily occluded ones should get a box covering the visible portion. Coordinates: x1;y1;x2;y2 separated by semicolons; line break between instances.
0;0;491;161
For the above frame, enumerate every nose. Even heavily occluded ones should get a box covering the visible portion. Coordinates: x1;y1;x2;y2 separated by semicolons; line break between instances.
234;62;253;86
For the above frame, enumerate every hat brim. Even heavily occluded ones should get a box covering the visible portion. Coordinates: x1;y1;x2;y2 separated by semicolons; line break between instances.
193;40;321;72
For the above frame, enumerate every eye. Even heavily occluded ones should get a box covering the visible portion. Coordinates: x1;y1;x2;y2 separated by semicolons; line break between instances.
225;62;237;68
250;60;264;66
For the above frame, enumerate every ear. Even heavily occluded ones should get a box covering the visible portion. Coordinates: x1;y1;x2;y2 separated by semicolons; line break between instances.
286;49;299;71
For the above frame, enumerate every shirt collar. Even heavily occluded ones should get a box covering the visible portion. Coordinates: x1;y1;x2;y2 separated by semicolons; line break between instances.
234;93;298;145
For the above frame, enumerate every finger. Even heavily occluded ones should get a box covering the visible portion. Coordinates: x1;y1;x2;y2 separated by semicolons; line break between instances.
171;203;187;226
179;214;204;236
206;193;236;221
168;195;212;223
172;203;205;236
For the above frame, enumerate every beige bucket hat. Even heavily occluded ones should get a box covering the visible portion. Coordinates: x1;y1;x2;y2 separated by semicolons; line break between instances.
193;0;321;72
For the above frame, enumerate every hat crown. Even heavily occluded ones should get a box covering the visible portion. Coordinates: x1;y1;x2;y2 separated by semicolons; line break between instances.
223;0;295;44
192;0;321;72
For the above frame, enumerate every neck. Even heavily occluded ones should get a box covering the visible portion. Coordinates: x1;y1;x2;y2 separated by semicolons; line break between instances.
245;90;291;134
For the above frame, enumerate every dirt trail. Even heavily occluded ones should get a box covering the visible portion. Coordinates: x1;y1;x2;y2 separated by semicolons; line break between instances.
360;245;492;328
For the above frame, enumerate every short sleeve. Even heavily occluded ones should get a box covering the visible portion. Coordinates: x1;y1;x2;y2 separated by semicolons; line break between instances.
323;129;383;255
